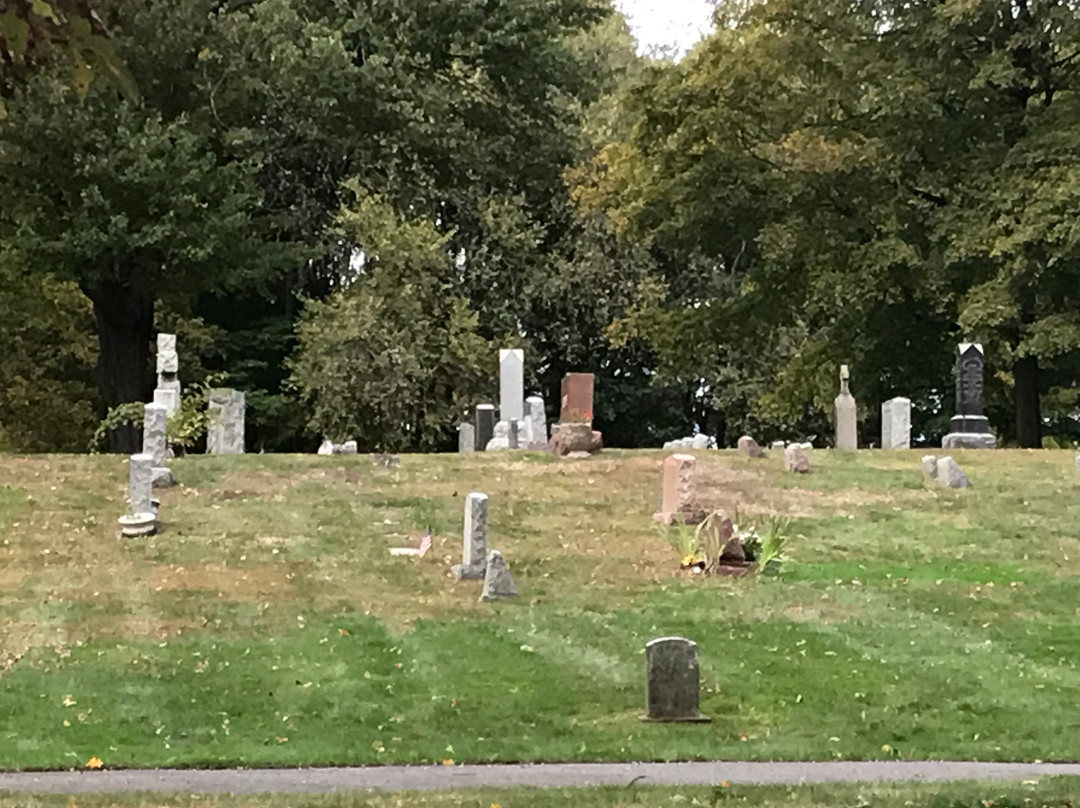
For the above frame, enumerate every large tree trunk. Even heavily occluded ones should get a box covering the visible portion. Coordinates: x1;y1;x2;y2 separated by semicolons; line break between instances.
86;280;155;453
1013;354;1041;449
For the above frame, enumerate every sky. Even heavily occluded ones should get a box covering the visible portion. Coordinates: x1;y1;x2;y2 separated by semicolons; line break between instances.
613;0;713;56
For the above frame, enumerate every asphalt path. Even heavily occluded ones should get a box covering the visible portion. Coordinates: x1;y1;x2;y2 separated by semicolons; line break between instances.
2;761;1080;794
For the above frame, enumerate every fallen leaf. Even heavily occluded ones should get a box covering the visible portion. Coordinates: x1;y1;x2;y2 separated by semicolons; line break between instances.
85;756;102;770
441;758;454;766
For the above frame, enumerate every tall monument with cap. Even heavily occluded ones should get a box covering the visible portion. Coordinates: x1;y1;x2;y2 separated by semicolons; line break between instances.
834;364;857;450
942;343;996;449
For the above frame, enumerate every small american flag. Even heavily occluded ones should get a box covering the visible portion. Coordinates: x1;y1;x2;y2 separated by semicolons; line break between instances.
417;528;432;557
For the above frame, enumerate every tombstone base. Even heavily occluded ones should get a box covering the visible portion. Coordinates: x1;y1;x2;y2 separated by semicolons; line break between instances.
942;432;996;449
118;513;157;537
639;713;711;723
452;563;486;580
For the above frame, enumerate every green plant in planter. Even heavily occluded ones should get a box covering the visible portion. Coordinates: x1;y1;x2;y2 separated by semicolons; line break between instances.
757;516;791;576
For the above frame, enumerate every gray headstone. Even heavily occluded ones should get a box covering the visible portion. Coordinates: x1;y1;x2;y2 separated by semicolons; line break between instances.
499;349;525;423
153;386;180;418
479;550;518;602
943;344;996;448
525;396;548;449
784;443;812;473
156;333;178;374
881;397;912;450
921;454;938;478
142;403;168;466
834;365;857;450
475;404;495;451
936;456;970;488
737;435;765;458
643;637;709;722
207;389;245;454
458;423;475;453
452;492;487;579
339;440;358;454
129;453;154;516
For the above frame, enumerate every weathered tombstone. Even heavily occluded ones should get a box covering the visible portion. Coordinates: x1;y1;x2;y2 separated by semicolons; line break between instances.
475;404;495;452
154;333;181;417
486;420;511;451
142;403;168;466
770;440;786;450
499;349;525;424
458;423;475;454
935;456;970;488
653;454;704;524
921;455;938;478
479;550;518;602
881;397;912;450
128;453;154;516
784;443;812;473
524;396;548;449
835;365;857;450
691;434;711;450
318;439;334;455
560;373;595;424
452;492;488;580
339;440;358;454
207;389;246;454
737;435;765;458
641;637;710;723
942;343;996;449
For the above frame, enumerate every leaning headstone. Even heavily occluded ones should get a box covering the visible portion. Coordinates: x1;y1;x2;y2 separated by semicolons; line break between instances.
942;343;996;449
653;454;704;525
479;550;518;602
881;397;912;450
641;637;709;723
475;404;495;452
737;435;765;458
524;396;548;449
921;455;938;478
458;423;475;454
784;444;812;473
935;456;970;488
128;453;154;516
499;349;525;424
154;333;181;417
835;365;857;450
452;492;488;580
207;389;246;454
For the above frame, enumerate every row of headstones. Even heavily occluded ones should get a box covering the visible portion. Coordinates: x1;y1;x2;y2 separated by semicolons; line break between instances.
119;334;247;536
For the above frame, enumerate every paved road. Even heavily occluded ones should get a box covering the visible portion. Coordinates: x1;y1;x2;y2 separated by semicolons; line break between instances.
2;761;1080;794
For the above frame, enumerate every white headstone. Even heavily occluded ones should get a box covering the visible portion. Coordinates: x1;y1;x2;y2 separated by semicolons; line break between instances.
835;365;857;450
129;453;154;516
452;492;488;580
156;333;178;374
881;397;912;450
524;396;547;449
499;349;525;423
207;389;245;454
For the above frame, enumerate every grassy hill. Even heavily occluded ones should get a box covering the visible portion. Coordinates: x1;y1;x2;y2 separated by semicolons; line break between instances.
2;448;1080;770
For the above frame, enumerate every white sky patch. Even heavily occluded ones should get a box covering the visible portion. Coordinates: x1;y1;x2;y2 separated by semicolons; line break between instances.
614;0;713;57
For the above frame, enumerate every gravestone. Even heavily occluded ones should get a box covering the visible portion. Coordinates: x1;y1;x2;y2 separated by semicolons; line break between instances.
508;419;520;449
499;349;525;424
318;439;334;455
642;637;710;722
458;423;475;453
452;492;488;580
834;365;857;450
770;440;786;450
921;455;938;478
935;456;970;488
653;454;704;525
479;550;518;602
142;403;175;487
560;373;594;424
737;435;765;458
881;397;912;450
207;389;246;454
485;420;511;451
475;404;495;452
784;443;812;473
942;344;996;449
154;333;181;417
128;453;154;516
523;396;548;449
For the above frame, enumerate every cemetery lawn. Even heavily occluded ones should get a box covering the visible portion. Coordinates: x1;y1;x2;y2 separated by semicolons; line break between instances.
5;779;1080;808
2;449;1080;770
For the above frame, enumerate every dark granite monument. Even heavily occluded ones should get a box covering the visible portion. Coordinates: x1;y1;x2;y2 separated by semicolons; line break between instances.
641;636;710;722
942;343;996;449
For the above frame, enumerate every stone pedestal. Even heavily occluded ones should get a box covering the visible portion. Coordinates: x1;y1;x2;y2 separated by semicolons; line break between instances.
834;365;857;450
942;343;996;449
881;397;912;449
452;492;488;580
641;637;710;723
208;389;246;454
653;454;704;525
475;404;495;452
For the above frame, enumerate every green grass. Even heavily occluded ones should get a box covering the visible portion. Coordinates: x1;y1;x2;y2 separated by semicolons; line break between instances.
5;780;1080;807
3;449;1080;769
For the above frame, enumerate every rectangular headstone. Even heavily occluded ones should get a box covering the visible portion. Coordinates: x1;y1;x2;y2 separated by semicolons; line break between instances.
142;403;169;466
643;636;709;722
881;397;912;450
458;422;475;453
524;395;548;449
560;373;594;424
129;453;154;515
452;492;487;580
653;454;703;524
156;333;178;374
207;388;246;454
499;349;525;423
475;404;495;451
